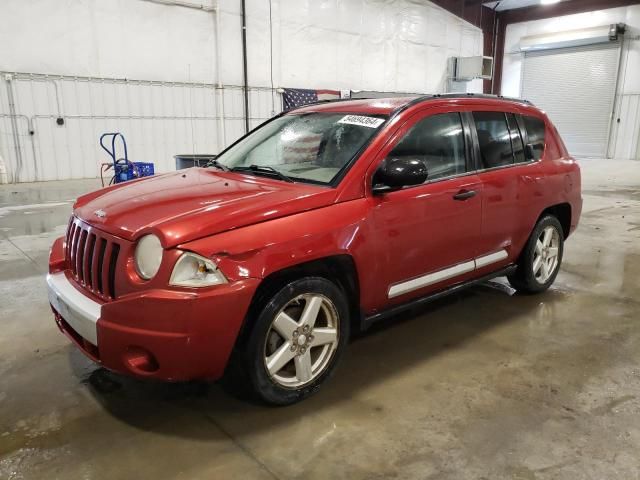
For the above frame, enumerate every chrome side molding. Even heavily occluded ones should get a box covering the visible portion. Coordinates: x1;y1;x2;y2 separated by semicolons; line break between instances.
388;249;509;299
475;249;508;268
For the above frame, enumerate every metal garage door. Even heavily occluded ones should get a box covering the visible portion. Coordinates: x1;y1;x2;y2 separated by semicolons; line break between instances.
521;42;621;158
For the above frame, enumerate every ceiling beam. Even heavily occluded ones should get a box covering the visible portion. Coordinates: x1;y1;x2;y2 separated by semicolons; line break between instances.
498;0;640;23
428;0;487;29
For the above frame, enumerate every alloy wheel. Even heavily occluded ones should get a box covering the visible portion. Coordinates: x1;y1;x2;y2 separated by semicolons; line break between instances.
263;294;340;389
533;225;560;284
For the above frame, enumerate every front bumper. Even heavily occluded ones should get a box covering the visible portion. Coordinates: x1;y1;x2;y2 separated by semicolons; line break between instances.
47;263;259;382
48;272;100;345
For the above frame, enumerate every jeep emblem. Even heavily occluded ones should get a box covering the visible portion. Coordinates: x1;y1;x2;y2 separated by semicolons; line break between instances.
94;209;106;218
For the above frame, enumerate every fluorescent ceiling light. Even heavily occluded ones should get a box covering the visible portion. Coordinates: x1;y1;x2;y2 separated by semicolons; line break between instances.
541;0;561;4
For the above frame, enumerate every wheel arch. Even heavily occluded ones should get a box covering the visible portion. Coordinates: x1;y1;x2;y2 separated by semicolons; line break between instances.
539;202;571;239
234;255;360;347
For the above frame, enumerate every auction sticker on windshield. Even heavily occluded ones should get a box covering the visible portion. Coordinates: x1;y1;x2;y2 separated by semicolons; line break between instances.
338;115;385;129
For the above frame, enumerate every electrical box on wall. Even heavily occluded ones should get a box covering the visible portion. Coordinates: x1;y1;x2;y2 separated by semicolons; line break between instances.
454;56;493;81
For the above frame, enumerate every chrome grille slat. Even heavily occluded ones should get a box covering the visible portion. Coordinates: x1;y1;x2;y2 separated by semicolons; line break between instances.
69;224;81;273
85;233;96;288
90;234;101;291
96;238;107;295
76;230;87;283
101;242;114;298
65;218;74;264
108;243;120;299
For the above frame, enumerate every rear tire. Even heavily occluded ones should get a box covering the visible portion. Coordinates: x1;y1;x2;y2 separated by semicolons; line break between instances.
508;215;564;294
242;277;350;405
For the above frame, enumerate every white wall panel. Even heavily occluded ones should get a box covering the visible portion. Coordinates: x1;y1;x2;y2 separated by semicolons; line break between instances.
0;73;279;183
0;0;483;182
0;74;229;182
0;0;217;83
610;94;640;161
237;0;483;92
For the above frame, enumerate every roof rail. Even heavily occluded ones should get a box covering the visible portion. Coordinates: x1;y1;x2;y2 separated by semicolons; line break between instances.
287;92;533;116
387;93;533;119
429;92;532;105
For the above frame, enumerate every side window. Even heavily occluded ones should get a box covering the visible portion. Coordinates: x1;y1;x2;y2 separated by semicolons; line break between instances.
522;115;546;160
386;112;466;182
506;113;526;164
472;112;514;169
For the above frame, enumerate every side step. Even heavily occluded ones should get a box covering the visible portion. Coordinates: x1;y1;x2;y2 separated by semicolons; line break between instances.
361;265;517;330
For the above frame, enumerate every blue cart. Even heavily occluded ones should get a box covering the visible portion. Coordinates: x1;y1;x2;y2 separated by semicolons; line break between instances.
99;132;154;186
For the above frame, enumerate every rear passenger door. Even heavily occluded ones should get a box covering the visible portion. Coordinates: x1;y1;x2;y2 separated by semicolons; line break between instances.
469;110;545;272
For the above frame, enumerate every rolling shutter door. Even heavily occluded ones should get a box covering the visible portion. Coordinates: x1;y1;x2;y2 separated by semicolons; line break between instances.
521;42;621;158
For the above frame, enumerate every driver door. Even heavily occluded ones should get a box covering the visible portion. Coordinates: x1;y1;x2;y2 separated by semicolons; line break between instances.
368;110;483;309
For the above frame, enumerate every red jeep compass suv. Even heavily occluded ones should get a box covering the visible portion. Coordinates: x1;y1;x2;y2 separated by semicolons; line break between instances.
48;94;582;404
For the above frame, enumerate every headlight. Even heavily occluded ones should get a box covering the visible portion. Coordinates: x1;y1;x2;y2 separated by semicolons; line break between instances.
170;252;227;287
134;234;163;280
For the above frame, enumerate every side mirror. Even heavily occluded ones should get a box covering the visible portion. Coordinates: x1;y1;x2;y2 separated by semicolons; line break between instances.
372;157;428;194
524;143;536;161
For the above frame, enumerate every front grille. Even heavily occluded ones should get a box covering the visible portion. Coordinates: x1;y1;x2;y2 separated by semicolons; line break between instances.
66;218;120;300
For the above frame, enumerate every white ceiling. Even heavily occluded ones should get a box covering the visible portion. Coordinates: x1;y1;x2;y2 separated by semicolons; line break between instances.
483;0;571;11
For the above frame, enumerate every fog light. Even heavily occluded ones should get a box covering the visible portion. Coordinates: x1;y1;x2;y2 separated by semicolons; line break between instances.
123;346;159;373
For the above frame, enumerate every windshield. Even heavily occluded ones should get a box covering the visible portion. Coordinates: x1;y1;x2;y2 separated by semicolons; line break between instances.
214;112;387;184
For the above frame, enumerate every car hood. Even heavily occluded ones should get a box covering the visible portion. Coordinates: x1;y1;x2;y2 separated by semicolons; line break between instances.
74;168;337;247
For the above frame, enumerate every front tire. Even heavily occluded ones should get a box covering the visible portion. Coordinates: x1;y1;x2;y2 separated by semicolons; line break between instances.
243;277;350;405
508;215;564;294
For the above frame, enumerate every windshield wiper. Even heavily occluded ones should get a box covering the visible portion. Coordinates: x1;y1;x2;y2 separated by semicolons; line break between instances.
206;158;229;171
231;165;294;183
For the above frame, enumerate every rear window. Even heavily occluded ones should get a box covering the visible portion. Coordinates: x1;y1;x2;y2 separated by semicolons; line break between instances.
523;116;546;160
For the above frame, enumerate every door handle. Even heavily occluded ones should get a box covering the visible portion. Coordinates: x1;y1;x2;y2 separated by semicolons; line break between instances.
453;189;476;201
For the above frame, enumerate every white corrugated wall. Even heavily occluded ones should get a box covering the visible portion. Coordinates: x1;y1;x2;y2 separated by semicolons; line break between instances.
0;74;277;182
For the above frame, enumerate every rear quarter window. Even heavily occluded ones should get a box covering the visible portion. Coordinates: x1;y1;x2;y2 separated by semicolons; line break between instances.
472;112;515;169
523;116;546;160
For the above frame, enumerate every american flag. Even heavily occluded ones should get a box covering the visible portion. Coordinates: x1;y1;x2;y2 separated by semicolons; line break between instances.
282;131;323;164
282;88;340;110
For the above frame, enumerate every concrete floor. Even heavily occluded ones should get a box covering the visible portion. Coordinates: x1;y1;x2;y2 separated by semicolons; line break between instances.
1;159;639;479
